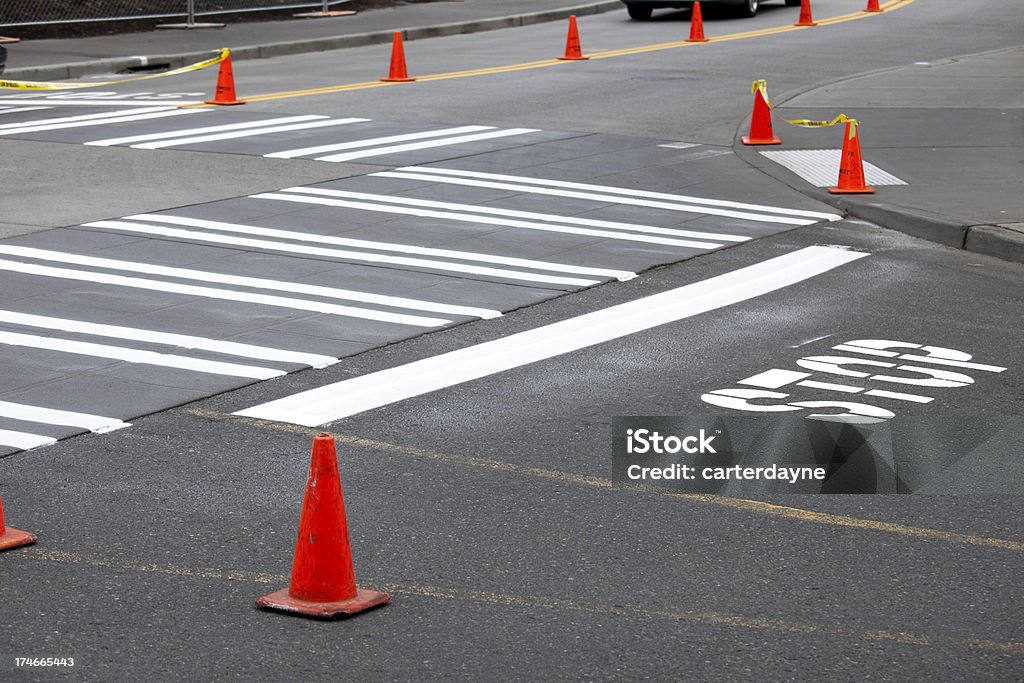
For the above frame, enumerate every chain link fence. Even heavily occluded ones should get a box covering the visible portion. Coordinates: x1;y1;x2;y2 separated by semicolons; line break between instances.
0;0;357;28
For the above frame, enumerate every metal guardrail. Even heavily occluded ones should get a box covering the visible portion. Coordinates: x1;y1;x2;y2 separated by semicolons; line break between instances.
0;0;354;28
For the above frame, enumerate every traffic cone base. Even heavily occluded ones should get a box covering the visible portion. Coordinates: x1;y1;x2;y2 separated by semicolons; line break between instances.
0;526;36;551
204;51;245;105
1;496;36;551
257;586;390;619
828;186;876;194
741;134;781;145
557;16;588;60
686;1;710;42
381;32;416;82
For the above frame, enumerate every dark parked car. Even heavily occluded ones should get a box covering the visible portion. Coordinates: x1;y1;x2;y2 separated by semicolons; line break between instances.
622;0;802;20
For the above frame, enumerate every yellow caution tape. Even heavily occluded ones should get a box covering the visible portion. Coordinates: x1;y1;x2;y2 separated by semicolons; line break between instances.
0;47;228;91
752;79;859;133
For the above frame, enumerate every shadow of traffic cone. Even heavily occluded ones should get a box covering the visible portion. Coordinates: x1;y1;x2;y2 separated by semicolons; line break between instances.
864;0;882;12
204;49;245;106
557;15;589;60
741;82;781;145
381;32;416;82
829;121;875;194
257;434;390;619
685;2;710;42
795;0;817;26
1;494;36;551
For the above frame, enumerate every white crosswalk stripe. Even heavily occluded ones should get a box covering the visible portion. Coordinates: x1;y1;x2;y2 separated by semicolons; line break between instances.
315;127;540;162
0;330;287;380
130;117;372;150
0;429;57;451
2;242;502;320
0;310;339;369
0;257;452;328
389;166;843;221
84;219;617;287
254;190;724;249
125;213;637;282
280;186;744;244
0;400;129;434
0;108;206;136
265;125;494;159
374;168;840;226
85;115;334;147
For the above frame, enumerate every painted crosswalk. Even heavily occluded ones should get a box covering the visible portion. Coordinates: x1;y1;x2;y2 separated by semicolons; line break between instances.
0;106;844;456
0;105;553;164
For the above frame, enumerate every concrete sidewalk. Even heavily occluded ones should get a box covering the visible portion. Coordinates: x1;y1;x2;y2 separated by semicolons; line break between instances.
738;46;1024;263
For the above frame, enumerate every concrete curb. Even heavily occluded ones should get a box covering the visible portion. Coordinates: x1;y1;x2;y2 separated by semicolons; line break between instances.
2;1;622;82
731;92;1024;266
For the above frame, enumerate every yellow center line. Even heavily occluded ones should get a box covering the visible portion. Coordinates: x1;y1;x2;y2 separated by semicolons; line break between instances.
15;548;1024;653
237;0;915;104
184;408;1024;553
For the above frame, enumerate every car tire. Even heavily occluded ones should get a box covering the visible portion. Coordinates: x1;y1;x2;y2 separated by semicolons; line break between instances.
736;0;759;17
626;4;654;20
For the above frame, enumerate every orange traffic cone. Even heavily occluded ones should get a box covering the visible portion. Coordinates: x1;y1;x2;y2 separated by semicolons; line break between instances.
795;0;817;26
557;15;589;60
685;2;710;43
864;0;882;11
257;434;390;619
381;32;416;82
741;83;781;145
0;494;36;551
829;121;875;194
204;50;245;106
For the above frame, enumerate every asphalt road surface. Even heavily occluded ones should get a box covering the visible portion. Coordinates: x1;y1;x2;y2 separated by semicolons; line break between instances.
1;1;1022;680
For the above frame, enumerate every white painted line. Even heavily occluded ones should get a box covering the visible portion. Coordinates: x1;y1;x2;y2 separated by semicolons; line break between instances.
129;213;637;282
393;166;843;222
0;330;286;380
0;429;56;451
132;117;371;149
255;192;720;250
85;114;328;147
316;128;539;162
864;389;934;404
760;149;909;187
0;309;338;369
236;246;868;426
54;234;503;320
265;125;492;159
0;107;177;130
0;106;52;115
283;186;744;244
798;380;865;393
0;400;129;434
376;171;826;227
0;108;204;136
83;220;598;289
738;369;810;389
0;259;450;328
0;98;204;107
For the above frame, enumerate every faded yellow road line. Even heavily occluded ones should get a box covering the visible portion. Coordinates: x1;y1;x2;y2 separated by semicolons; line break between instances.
184;408;1024;553
17;548;1023;653
235;0;915;104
